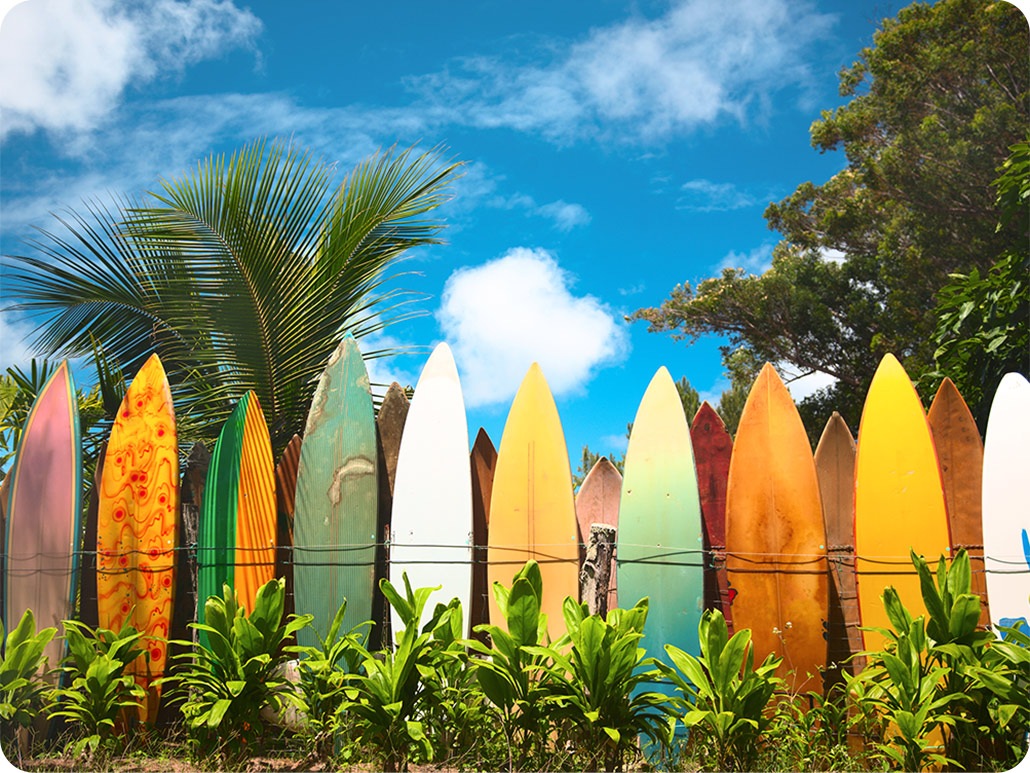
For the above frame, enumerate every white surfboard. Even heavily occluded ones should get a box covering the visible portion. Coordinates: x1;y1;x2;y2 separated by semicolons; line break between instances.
389;342;473;636
982;372;1030;635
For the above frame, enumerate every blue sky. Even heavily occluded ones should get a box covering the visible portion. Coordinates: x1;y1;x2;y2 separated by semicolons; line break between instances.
0;0;943;465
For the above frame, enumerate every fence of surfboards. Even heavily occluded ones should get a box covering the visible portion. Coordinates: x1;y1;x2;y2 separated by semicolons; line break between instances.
3;333;1028;718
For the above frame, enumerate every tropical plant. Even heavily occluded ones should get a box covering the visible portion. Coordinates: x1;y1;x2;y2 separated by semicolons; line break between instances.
4;139;463;454
287;599;369;762
165;578;311;762
47;618;147;764
337;574;447;772
0;610;57;762
529;597;672;771
657;608;782;771
468;560;560;771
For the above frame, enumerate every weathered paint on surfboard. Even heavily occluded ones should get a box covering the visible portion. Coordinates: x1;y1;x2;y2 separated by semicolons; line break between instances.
293;336;378;646
854;354;951;652
575;457;622;610
690;401;734;630
389;343;472;633
928;378;989;627
618;367;704;677
97;354;179;723
377;382;410;500
815;412;863;676
726;363;828;693
469;428;497;640
488;364;579;641
981;372;1030;634
4;361;82;680
235;393;277;613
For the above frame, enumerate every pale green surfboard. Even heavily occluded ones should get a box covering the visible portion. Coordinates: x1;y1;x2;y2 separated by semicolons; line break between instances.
293;335;378;646
618;367;704;668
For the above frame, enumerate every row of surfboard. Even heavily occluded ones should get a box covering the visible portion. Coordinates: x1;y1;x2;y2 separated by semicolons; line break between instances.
2;337;1027;723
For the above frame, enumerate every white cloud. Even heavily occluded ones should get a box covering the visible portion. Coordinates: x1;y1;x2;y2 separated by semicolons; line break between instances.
535;200;591;231
0;312;41;373
437;247;629;408
780;366;837;401
819;247;847;264
716;244;774;275
678;179;756;212
0;0;261;138
406;0;835;143
697;376;731;408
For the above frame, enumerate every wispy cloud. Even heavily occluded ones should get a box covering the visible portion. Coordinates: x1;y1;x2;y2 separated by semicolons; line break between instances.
716;243;775;275
449;163;590;232
405;0;835;143
0;0;261;139
437;247;629;407
678;179;757;212
0;311;42;373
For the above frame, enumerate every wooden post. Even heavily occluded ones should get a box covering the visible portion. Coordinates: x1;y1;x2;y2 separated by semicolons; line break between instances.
580;524;617;618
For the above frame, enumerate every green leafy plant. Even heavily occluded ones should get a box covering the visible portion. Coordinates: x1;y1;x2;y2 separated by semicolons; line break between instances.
657;608;782;771
337;574;446;772
529;597;672;771
47;618;147;764
165;578;311;762
287;599;369;762
0;610;57;761
468;560;558;771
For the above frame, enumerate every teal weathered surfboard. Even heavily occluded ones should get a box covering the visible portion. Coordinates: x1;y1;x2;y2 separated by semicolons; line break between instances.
293;335;378;646
618;367;704;662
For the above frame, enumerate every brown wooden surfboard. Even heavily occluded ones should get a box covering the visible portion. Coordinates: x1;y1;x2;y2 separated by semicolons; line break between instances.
374;383;409;648
814;412;863;678
275;434;302;626
377;383;410;500
470;428;497;640
928;378;989;627
690;401;734;631
78;443;106;631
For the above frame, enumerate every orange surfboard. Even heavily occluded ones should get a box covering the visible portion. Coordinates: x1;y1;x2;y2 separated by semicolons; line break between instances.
927;378;989;627
97;354;179;723
854;354;951;651
726;364;828;693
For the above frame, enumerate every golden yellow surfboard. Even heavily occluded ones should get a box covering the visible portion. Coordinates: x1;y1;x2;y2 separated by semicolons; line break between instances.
488;364;579;641
854;354;951;651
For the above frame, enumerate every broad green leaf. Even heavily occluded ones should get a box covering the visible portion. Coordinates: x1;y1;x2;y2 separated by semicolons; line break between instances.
507;577;541;647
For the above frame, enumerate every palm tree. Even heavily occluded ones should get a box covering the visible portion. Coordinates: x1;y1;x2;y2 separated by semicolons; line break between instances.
4;139;462;453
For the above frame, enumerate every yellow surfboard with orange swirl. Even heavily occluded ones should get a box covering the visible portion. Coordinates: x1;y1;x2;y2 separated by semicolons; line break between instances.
97;353;179;723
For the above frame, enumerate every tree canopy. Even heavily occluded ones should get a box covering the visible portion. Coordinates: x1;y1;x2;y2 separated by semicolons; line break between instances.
632;0;1028;433
3;140;462;454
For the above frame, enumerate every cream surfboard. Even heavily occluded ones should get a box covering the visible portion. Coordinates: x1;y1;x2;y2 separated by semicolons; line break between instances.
982;372;1030;634
389;343;473;634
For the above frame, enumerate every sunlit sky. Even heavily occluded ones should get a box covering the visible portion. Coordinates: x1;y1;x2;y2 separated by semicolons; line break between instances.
3;0;1008;464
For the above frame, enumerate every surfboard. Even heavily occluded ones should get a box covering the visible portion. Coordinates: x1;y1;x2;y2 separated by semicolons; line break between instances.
275;434;302;622
814;412;863;676
377;382;410;500
854;354;951;652
618;367;704;674
690;401;734;630
928;378;989;627
488;363;579;641
469;428;497;640
981;372;1030;634
575;457;621;610
4;361;81;681
97;353;179;723
389;343;472;633
78;441;106;632
726;363;828;693
293;335;378;646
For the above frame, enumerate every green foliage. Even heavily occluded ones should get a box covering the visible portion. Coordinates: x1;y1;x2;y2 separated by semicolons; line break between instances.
633;0;1028;434
469;560;557;770
47;618;147;764
657;608;782;771
4;140;463;455
165;578;311;761
529;597;672;771
337;574;447;771
850;549;1030;771
761;686;864;772
286;599;368;761
0;610;57;757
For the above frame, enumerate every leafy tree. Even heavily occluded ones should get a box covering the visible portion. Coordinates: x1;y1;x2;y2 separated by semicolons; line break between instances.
3;140;461;455
922;140;1030;428
632;0;1028;429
